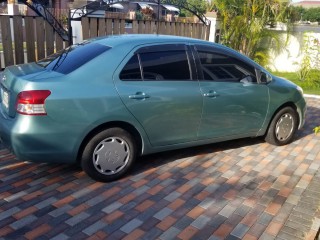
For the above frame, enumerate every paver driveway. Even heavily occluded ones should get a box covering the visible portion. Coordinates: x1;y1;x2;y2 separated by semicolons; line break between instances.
0;97;319;240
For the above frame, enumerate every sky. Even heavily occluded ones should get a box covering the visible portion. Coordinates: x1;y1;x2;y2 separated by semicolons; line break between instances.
291;0;319;2
290;0;317;2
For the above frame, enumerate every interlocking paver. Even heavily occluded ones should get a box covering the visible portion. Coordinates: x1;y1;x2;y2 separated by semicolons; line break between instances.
154;207;173;221
159;226;180;240
50;233;69;240
120;218;143;234
0;97;320;239
48;204;72;217
191;215;211;230
0;207;20;221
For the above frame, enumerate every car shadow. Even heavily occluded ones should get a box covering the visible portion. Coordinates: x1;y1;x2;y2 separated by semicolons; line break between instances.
130;137;265;177
130;105;319;177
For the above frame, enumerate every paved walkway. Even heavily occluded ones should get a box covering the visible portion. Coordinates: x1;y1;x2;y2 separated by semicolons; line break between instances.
0;97;319;240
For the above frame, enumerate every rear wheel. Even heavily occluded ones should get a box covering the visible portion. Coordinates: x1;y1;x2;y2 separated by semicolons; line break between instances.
265;106;298;146
81;128;136;182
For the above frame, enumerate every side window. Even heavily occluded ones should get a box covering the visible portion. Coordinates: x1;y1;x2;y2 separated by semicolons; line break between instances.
197;51;257;83
120;47;191;81
140;51;191;81
120;55;142;81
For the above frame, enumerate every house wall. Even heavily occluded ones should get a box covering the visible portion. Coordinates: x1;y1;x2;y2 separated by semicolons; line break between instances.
268;27;320;72
291;1;320;9
206;17;320;72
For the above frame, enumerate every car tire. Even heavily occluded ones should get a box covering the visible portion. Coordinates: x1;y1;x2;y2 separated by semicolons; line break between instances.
265;106;299;146
81;128;136;182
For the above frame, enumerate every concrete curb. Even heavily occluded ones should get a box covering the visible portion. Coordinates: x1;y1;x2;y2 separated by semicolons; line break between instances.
304;94;320;99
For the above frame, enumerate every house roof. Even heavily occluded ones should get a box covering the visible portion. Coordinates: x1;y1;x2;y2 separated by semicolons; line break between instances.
291;1;320;8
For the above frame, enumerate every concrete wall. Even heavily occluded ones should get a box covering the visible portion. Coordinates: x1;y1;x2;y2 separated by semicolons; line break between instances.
268;30;320;72
206;18;320;72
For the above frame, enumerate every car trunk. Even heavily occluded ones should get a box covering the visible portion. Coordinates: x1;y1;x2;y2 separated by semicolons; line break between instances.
0;63;53;118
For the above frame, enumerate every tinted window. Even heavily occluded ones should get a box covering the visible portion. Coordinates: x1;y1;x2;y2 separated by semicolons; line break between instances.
140;51;191;81
37;42;110;74
120;55;142;80
198;51;257;83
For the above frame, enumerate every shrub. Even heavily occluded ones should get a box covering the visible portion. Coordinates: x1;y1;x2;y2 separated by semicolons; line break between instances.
135;11;143;20
303;69;320;89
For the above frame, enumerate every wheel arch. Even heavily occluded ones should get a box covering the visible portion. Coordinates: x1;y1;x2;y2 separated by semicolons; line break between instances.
77;121;143;162
265;101;299;135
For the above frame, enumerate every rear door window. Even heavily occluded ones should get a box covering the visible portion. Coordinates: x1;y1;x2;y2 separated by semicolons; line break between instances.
140;51;191;81
119;55;142;80
120;44;192;81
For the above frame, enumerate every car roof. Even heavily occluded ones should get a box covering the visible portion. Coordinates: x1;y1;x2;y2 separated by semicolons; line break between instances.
92;34;212;48
88;34;262;70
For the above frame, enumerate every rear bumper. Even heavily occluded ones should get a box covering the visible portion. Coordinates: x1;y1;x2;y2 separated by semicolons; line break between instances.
0;107;79;164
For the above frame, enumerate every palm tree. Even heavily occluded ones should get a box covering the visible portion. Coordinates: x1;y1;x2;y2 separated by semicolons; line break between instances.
213;0;291;66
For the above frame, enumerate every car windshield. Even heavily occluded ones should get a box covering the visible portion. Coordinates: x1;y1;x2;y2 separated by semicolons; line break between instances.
37;41;111;74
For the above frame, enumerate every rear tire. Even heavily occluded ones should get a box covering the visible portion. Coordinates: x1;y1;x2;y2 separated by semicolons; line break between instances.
81;128;136;182
265;106;298;146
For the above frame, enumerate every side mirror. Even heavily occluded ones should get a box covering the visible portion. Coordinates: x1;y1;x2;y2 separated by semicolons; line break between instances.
257;69;272;84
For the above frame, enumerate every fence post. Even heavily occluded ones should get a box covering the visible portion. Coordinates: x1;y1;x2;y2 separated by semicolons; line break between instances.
81;17;90;40
25;16;36;63
36;16;45;60
0;16;14;67
13;16;24;64
68;9;73;45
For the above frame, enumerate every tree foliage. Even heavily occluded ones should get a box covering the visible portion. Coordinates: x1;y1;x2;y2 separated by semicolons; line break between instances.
184;0;207;16
291;6;320;22
213;0;292;66
162;0;207;17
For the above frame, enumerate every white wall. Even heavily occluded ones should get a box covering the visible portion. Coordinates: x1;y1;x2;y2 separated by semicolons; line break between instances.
70;9;84;44
206;17;320;72
268;32;320;72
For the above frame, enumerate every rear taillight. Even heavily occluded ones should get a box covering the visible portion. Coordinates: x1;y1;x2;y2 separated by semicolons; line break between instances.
16;90;51;115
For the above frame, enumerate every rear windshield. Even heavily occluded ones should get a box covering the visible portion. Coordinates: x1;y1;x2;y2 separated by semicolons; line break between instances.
37;42;111;74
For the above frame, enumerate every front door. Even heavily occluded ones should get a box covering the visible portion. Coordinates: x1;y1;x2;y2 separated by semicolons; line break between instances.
195;46;269;139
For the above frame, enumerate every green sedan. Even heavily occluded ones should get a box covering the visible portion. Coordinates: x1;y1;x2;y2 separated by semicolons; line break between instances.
0;35;307;182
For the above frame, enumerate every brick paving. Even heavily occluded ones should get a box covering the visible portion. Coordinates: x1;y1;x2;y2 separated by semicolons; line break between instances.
0;97;319;240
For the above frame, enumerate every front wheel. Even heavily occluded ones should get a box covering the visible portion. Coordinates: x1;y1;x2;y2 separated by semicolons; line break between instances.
265;106;299;146
81;128;136;182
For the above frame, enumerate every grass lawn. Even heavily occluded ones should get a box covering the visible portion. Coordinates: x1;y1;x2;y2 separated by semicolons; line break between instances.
272;71;320;96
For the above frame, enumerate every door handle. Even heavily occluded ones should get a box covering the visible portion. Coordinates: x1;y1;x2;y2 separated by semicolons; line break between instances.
129;92;150;100
203;91;219;98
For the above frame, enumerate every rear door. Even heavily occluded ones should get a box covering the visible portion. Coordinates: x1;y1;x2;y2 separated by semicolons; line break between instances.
194;45;269;139
114;44;203;146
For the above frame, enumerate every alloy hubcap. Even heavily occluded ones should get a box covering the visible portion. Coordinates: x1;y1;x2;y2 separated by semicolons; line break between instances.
275;113;294;141
93;137;130;175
